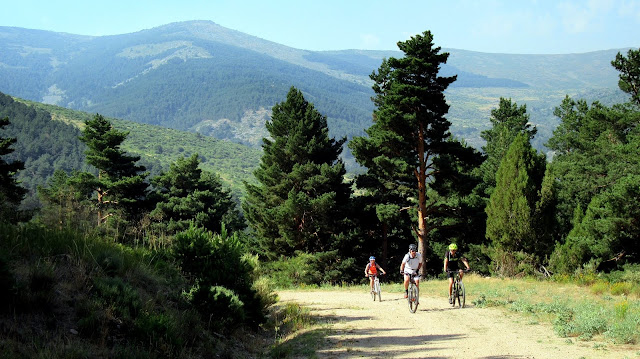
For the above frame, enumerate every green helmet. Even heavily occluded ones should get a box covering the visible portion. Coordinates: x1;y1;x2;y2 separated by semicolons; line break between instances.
449;243;458;251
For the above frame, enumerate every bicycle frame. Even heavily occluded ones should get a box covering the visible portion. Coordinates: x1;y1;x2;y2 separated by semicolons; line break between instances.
447;270;467;308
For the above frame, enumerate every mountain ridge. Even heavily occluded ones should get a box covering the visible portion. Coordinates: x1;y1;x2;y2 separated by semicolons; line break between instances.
0;20;628;152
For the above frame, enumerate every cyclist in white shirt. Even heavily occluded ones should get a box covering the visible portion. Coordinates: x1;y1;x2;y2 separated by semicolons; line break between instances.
400;244;422;298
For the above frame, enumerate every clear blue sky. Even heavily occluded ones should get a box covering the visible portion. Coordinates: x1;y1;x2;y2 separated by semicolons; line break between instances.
2;0;638;54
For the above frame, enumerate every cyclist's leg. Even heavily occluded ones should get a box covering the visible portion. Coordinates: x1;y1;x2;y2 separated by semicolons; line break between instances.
369;275;374;291
448;276;454;297
459;269;464;280
403;274;410;297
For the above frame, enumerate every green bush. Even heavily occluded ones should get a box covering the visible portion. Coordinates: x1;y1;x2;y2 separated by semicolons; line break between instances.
553;302;608;340
266;250;357;287
172;225;270;327
610;282;632;296
93;277;142;321
134;312;181;350
186;284;245;332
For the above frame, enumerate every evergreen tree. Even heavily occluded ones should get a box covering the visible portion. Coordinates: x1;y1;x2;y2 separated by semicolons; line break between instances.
150;154;245;235
0;117;27;222
243;87;351;260
612;48;640;106
349;31;481;272
485;133;547;262
479;98;537;197
76;114;149;225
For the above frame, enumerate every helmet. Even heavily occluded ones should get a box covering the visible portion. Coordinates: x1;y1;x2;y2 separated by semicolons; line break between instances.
369;256;375;260
449;243;458;251
409;244;417;251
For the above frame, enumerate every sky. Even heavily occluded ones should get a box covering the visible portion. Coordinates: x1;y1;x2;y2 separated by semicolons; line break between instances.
2;0;638;54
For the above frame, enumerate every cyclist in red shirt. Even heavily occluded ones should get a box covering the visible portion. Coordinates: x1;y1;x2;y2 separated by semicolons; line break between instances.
364;256;386;293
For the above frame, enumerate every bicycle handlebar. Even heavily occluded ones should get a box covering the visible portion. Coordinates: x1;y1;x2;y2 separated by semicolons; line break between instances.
446;269;470;273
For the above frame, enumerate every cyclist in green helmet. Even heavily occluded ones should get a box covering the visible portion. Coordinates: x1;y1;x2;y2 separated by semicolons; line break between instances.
444;243;470;304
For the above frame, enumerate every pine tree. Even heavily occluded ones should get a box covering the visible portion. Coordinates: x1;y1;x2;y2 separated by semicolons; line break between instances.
77;114;149;225
479;98;537;197
243;87;351;259
349;31;481;272
0;117;27;222
150;154;244;235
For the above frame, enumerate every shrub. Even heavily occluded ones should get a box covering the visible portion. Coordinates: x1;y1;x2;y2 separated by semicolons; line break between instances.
172;224;271;327
93;277;142;321
185;284;245;332
489;248;540;277
590;280;609;295
266;250;357;287
610;282;632;296
133;312;181;351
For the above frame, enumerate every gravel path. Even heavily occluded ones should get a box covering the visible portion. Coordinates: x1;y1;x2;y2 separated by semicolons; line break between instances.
277;289;639;359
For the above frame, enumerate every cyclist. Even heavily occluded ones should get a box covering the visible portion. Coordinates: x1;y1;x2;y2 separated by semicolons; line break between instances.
400;244;422;299
444;243;470;304
364;256;386;293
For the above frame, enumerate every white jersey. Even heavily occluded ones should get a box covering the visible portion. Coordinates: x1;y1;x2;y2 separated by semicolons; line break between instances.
402;252;422;274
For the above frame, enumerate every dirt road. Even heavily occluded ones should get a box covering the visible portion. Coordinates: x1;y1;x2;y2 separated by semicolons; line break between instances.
277;289;639;359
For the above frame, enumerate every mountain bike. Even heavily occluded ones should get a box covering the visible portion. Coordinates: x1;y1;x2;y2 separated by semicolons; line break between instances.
407;272;419;313
368;274;383;302
447;269;468;308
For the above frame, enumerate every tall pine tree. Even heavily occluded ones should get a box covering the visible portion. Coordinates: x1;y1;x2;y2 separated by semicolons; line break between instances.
243;87;351;260
76;114;149;226
349;31;481;272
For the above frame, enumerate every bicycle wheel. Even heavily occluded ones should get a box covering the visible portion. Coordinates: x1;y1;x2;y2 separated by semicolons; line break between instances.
375;279;382;302
408;284;419;313
457;281;465;308
451;282;458;308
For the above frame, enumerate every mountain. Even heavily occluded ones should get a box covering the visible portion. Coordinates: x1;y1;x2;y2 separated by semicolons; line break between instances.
0;21;629;155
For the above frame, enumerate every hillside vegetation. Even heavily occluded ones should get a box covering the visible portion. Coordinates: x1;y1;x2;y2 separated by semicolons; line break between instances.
0;21;628;153
0;25;639;359
1;93;260;202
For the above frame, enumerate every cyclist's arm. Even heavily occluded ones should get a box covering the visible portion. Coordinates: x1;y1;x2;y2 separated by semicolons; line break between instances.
364;263;370;276
443;257;449;272
462;257;470;270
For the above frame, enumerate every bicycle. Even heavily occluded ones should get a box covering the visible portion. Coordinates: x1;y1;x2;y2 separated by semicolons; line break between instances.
367;274;383;302
406;272;419;313
447;269;468;308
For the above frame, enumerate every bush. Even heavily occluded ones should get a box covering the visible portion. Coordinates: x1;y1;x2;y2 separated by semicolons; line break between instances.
610;282;632;296
489;247;540;277
265;250;357;287
172;225;271;327
93;276;142;321
186;284;245;332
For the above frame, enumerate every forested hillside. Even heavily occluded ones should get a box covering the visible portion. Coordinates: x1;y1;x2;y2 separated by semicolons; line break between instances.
0;21;628;154
0;92;260;204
